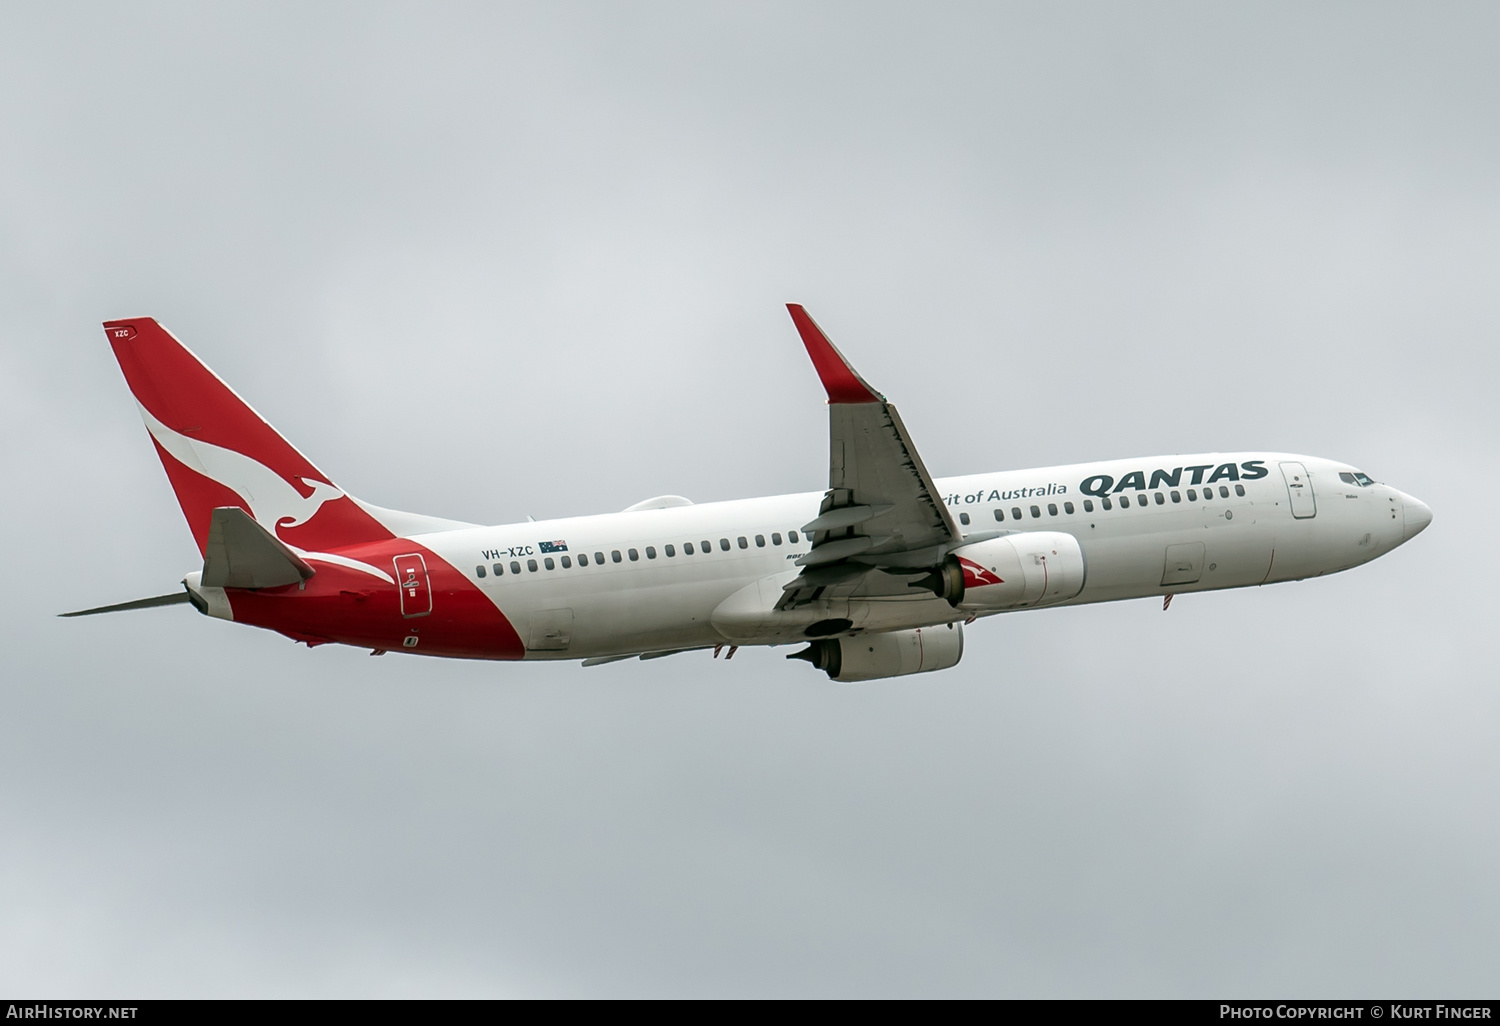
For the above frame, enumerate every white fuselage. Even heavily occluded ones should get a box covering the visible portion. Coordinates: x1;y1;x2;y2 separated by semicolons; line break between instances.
413;452;1428;660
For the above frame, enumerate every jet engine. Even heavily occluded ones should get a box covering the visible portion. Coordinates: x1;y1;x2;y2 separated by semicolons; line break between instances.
789;624;963;681
909;531;1086;610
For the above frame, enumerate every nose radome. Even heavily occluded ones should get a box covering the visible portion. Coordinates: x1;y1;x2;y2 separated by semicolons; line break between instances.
1402;495;1433;540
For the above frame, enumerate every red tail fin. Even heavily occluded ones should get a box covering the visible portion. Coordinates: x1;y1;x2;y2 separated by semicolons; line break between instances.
105;318;394;556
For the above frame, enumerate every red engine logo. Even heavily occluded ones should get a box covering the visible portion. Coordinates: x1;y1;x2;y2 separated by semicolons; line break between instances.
957;556;1004;588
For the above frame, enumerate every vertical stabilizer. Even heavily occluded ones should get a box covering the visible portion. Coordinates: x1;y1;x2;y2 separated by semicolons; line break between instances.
104;318;395;555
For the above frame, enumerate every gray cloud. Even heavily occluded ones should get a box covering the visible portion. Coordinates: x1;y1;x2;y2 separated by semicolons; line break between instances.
1;1;1496;996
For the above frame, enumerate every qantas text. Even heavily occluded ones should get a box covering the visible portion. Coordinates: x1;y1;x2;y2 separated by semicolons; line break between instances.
1079;461;1268;497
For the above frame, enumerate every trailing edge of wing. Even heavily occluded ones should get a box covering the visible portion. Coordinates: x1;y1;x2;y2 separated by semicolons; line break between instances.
786;304;884;404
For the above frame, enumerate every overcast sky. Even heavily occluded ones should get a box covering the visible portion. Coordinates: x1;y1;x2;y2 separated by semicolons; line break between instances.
2;1;1498;997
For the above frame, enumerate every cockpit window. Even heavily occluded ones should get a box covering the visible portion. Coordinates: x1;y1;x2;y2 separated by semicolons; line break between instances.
1353;471;1375;487
1339;472;1357;485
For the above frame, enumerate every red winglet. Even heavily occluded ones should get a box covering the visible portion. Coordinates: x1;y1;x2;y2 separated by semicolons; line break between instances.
786;304;884;404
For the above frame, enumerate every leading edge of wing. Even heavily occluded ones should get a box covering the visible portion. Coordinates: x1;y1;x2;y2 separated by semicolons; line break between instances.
786;304;884;404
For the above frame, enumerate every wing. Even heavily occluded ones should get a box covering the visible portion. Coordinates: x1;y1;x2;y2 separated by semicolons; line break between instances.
780;305;980;608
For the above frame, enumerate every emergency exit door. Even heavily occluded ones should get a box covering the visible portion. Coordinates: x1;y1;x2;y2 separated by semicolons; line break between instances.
1162;542;1205;585
1280;462;1317;519
393;553;433;617
529;608;573;651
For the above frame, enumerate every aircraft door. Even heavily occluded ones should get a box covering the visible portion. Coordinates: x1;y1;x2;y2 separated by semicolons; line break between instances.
1162;542;1205;585
393;553;433;618
1280;462;1317;519
529;608;574;651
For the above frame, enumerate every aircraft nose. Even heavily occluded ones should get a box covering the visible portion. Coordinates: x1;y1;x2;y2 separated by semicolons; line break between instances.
1402;494;1433;540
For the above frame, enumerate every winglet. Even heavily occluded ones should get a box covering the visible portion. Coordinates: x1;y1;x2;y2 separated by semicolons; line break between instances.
786;304;884;404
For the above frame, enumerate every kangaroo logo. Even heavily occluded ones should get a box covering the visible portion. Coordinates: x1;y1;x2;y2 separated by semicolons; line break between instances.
957;556;1004;589
138;403;345;534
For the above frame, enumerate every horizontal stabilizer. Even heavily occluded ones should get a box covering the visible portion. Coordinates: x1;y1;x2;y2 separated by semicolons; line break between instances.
202;506;316;589
59;591;192;617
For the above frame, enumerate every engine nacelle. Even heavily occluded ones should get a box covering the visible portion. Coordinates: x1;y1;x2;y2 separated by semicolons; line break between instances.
790;624;964;681
917;531;1085;610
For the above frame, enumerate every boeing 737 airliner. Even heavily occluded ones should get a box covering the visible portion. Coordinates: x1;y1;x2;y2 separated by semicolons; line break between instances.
65;307;1432;681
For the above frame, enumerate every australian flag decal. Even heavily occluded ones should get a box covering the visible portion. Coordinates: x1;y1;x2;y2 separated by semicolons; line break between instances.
538;540;569;553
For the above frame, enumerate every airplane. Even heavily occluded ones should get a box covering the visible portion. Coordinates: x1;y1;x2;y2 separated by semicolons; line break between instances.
64;306;1433;681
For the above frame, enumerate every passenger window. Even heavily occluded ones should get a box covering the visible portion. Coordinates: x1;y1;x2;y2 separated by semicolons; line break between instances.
1202;488;1212;500
1339;472;1358;485
1047;503;1057;516
1030;505;1041;518
719;538;730;551
701;539;712;553
1101;497;1112;511
594;552;604;564
1119;495;1131;508
544;557;555;570
664;544;675;557
1235;484;1246;497
1170;491;1180;503
1187;488;1197;501
475;565;486;578
684;541;695;555
788;531;799;543
1082;499;1093;513
959;512;970;526
611;550;622;563
527;559;538;572
994;508;1005;522
1011;507;1022;520
755;535;765;547
771;533;782;546
738;536;748;549
1219;486;1229;498
1155;492;1165;505
1064;501;1075;514
561;555;572;568
628;548;639;561
645;546;656;559
577;553;588;567
493;563;504;576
